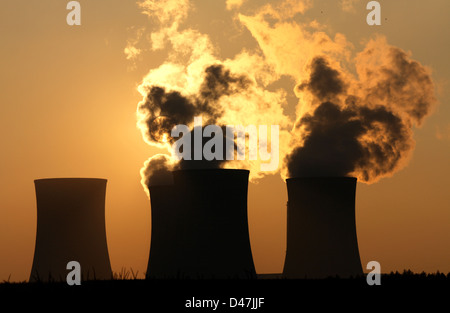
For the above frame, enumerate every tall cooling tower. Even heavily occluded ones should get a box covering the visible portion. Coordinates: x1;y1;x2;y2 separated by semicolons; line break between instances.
146;169;256;279
30;178;112;282
146;185;181;279
282;177;363;279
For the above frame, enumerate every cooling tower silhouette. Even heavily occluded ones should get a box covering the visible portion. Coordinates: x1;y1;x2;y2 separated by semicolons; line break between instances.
29;178;112;282
282;177;363;279
146;169;256;279
146;184;181;278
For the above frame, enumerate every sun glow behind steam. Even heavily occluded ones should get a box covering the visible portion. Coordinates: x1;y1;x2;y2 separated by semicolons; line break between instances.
131;0;436;195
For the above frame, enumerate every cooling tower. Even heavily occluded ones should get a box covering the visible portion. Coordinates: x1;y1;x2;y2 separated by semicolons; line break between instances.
29;178;112;282
282;177;363;279
146;184;181;278
146;169;256;279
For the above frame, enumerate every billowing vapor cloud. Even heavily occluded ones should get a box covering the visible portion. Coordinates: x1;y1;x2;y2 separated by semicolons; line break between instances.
296;57;347;101
234;2;436;182
133;1;292;195
137;58;289;188
140;154;175;196
238;2;350;83
286;98;412;181
176;125;235;170
137;64;251;192
137;63;251;148
286;38;436;182
131;0;436;195
354;37;436;126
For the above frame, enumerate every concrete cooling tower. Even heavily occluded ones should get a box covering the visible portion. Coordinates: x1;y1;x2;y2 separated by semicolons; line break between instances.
282;177;363;279
146;169;256;279
29;178;112;282
145;185;181;279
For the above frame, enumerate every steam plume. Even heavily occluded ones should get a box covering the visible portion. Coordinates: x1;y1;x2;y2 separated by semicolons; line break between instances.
286;39;436;182
133;1;291;196
137;64;250;148
137;64;252;194
130;0;437;195
141;154;175;193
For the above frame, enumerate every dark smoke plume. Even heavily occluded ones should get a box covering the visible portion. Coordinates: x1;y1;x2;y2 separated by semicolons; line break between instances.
142;125;238;189
286;51;435;183
176;125;238;170
139;64;251;189
138;64;251;145
296;57;346;101
286;100;411;181
358;47;436;126
141;154;174;188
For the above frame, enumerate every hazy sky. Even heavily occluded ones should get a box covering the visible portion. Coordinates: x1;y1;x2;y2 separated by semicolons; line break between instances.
1;0;450;282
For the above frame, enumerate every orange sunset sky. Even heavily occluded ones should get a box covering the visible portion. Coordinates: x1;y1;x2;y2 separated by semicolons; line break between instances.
1;0;450;282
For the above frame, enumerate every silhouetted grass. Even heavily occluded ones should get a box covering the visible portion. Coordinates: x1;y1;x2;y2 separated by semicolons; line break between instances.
3;269;450;288
1;270;449;311
2;269;450;301
112;267;140;280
